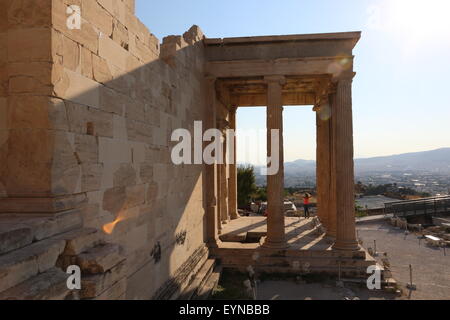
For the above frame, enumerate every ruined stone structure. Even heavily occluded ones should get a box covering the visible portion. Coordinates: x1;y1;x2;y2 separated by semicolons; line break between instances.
0;0;378;300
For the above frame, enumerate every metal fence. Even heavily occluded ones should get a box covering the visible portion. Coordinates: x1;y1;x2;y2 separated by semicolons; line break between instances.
384;196;450;217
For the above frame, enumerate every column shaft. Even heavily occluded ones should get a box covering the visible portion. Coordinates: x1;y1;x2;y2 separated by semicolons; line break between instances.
263;76;287;249
328;94;338;238
228;107;239;220
205;78;219;246
220;133;229;223
316;107;331;231
332;79;359;250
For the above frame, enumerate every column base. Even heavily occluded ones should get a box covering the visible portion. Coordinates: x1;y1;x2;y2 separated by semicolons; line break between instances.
332;240;360;251
206;239;222;249
262;238;289;250
229;211;240;220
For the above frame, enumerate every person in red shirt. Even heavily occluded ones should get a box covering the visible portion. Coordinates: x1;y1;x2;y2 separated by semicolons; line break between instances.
303;193;311;219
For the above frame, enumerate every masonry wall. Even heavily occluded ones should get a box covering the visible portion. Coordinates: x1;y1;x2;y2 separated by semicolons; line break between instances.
0;0;209;299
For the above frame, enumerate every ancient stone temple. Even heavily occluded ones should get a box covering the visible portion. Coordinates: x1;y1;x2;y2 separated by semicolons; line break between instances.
0;0;378;300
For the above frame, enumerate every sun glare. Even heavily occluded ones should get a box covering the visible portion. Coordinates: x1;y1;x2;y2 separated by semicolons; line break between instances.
388;0;450;38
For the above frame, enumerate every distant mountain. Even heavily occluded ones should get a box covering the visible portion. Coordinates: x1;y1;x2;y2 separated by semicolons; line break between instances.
354;148;450;174
251;148;450;186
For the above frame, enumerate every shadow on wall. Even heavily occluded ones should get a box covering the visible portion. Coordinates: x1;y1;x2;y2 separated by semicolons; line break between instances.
79;30;209;300
75;30;210;299
1;12;211;299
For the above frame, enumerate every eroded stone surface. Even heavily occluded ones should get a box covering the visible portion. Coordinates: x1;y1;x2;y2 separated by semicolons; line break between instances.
0;268;71;300
0;239;66;292
76;243;125;274
0;223;33;255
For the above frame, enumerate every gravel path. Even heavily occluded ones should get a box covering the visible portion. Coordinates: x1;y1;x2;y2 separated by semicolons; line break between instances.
357;222;450;300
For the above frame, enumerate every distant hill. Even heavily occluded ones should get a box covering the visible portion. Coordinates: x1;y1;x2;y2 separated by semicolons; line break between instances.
250;148;450;185
354;148;450;174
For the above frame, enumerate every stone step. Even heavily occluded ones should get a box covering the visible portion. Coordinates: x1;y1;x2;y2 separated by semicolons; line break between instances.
55;228;104;256
76;243;125;274
0;209;83;246
0;223;33;255
91;278;127;300
0;238;66;292
223;265;372;278
194;265;222;300
217;255;376;269
0;268;72;300
179;259;215;300
212;247;368;260
80;261;127;299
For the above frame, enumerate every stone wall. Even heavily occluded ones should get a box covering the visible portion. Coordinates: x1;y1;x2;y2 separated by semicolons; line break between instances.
0;0;209;299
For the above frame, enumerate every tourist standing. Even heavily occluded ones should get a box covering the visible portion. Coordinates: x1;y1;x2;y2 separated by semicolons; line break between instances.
303;193;311;219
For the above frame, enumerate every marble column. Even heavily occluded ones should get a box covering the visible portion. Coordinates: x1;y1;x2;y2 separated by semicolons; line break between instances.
205;78;219;246
332;78;359;250
220;130;229;224
263;75;288;249
228;107;239;220
315;101;331;232
327;94;337;238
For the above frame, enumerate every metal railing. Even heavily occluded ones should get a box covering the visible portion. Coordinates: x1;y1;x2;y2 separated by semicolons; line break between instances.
384;195;450;217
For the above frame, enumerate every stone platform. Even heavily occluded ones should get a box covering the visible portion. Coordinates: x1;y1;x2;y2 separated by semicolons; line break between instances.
212;217;378;278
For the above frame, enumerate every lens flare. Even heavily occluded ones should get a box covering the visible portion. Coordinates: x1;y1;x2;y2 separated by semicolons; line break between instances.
103;214;126;235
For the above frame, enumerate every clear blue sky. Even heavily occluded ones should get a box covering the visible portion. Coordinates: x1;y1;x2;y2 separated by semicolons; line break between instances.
136;0;450;164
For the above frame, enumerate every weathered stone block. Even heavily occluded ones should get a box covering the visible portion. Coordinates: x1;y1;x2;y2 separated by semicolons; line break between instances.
2;128;53;196
139;162;153;183
81;260;126;298
55;228;104;256
8;62;53;95
0;238;66;292
0;223;33;255
97;0;127;26
112;19;129;50
7;95;52;129
126;119;153;143
80;47;93;79
7;0;52;29
74;134;98;164
92;277;126;300
99;85;128;115
82;0;113;37
81;163;103;192
112;115;128;140
129;34;158;63
92;54;113;83
125;100;145;122
62;35;80;72
51;131;81;195
52;0;99;53
103;186;126;215
53;67;102;108
98;33;130;72
76;243;125;274
125;184;145;209
66;101;113;137
0;268;71;300
113;163;137;187
8;27;52;62
98;137;132;164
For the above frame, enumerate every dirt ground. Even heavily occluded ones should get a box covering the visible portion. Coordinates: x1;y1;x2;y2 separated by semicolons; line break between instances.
357;222;450;300
212;269;396;300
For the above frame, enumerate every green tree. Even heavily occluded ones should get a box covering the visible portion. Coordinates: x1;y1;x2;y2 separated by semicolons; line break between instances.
254;187;267;202
237;165;257;208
